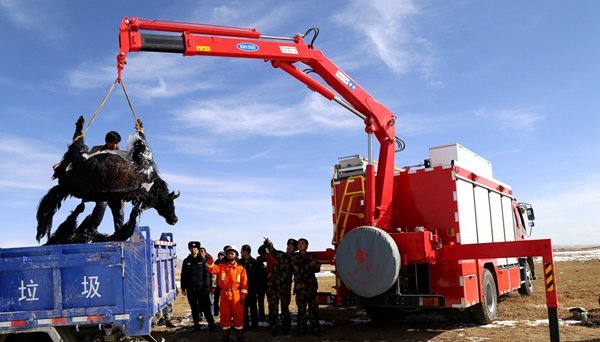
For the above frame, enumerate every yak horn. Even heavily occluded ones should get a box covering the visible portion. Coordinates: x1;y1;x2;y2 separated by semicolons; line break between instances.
169;191;181;199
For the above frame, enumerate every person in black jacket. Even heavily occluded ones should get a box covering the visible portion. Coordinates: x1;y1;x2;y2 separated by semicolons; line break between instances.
239;244;259;331
255;246;268;322
181;241;216;332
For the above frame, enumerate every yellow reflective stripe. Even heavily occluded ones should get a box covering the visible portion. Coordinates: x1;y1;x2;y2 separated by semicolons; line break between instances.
221;272;225;281
206;263;214;268
544;263;555;292
241;289;248;294
237;274;240;283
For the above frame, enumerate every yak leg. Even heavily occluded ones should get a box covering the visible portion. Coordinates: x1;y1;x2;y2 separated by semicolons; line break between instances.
36;185;69;242
70;214;108;243
45;202;86;245
69;214;94;243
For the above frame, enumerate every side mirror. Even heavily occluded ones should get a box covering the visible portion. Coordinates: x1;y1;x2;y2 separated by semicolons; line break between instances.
526;207;535;221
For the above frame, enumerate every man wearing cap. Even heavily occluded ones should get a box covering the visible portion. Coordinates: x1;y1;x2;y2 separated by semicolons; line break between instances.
181;241;216;332
207;246;248;341
53;131;125;232
262;238;298;336
291;238;321;336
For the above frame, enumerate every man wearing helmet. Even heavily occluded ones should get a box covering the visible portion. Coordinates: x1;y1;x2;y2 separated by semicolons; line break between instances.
291;238;321;336
207;245;248;341
181;241;216;332
262;237;298;336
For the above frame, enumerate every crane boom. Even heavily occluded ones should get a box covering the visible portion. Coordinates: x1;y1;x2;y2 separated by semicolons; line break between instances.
117;17;397;230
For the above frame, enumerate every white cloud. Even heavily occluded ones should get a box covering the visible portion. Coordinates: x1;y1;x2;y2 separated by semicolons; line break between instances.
397;112;463;136
153;168;334;252
156;135;223;157
172;92;360;137
0;0;40;28
203;2;296;32
475;108;545;131
67;62;114;90
67;54;215;100
162;172;285;195
529;174;600;245
333;0;437;80
209;6;241;23
0;0;65;41
0;134;62;190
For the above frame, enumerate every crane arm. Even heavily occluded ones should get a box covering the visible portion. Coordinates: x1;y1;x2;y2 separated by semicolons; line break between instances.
117;17;396;229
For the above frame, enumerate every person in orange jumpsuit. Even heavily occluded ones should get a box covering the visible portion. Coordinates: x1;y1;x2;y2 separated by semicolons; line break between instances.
207;245;248;342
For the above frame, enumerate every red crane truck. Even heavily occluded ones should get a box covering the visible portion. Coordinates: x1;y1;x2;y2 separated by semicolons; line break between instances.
115;17;561;341
324;144;537;325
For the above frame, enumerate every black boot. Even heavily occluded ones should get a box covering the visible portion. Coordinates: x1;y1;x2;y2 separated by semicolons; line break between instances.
221;329;230;341
235;329;245;342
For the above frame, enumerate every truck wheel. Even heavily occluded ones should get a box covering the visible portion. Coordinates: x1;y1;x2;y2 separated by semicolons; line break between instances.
471;269;497;324
518;260;534;296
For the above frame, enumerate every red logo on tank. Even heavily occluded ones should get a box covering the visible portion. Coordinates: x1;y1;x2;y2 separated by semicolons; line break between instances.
354;249;368;264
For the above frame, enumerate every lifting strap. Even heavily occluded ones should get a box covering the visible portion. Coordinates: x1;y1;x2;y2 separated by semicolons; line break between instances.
74;78;141;142
120;80;142;133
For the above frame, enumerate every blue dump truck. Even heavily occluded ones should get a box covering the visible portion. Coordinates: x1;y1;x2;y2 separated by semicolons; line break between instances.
0;227;176;342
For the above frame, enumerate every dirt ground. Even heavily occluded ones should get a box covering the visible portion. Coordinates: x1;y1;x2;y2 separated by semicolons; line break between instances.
152;248;600;342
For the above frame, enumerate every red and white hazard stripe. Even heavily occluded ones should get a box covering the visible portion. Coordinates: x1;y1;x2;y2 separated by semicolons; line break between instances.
0;313;131;329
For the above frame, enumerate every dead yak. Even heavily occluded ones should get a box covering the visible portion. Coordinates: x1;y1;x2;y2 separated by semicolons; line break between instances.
36;115;179;244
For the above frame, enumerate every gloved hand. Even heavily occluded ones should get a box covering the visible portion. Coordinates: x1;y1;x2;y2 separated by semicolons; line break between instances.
262;238;273;253
135;119;144;133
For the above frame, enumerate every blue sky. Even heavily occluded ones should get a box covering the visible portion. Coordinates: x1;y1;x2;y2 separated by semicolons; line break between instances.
1;0;599;259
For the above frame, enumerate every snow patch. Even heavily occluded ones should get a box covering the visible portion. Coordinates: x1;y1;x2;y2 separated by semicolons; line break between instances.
552;248;600;262
480;320;517;328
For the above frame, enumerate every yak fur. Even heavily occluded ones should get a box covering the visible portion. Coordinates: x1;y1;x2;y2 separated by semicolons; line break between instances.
37;115;179;244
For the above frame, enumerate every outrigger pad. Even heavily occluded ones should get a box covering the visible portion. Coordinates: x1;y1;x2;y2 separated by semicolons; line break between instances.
336;226;401;298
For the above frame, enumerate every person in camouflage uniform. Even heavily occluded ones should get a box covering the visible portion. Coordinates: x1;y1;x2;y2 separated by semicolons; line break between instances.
291;238;321;336
262;238;297;337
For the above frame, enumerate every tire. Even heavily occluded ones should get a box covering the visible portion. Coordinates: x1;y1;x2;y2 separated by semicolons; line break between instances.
471;269;498;324
518;259;534;296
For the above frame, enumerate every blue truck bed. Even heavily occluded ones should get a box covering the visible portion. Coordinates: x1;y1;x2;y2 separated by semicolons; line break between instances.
0;226;176;339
